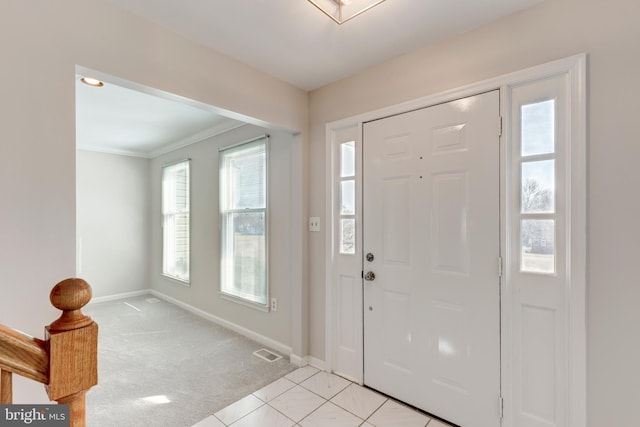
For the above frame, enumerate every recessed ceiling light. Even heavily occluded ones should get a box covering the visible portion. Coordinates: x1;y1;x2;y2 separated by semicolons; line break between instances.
80;77;104;87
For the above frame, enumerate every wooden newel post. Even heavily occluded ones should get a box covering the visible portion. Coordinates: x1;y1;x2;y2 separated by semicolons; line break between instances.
46;278;98;427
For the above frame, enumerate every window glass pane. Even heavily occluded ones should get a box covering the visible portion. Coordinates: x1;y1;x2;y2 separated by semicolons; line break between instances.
219;138;268;306
340;218;356;254
163;213;190;280
521;219;555;273
162;160;190;282
162;161;189;213
340;141;355;177
221;211;267;305
521;160;555;213
221;143;266;210
521;99;555;156
341;180;355;215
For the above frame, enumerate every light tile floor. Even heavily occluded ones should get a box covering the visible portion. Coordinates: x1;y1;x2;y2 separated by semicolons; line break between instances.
193;366;454;427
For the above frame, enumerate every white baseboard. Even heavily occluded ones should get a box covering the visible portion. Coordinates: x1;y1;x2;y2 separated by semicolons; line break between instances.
307;356;326;371
89;289;151;304
149;290;293;358
289;354;307;367
288;354;326;370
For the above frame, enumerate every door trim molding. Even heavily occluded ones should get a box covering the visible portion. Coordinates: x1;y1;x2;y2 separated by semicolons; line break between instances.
324;54;586;426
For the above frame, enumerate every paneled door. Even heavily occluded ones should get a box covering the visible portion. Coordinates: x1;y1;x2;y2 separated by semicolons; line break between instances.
363;90;501;426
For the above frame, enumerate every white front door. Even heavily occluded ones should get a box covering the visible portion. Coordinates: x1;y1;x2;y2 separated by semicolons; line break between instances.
363;90;501;426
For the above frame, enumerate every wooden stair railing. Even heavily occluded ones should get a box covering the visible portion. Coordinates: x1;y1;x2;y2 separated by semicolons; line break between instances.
0;278;98;427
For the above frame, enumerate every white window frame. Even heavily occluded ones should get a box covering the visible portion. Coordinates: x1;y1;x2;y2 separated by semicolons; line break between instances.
326;125;363;381
162;159;191;284
219;135;269;310
504;70;583;426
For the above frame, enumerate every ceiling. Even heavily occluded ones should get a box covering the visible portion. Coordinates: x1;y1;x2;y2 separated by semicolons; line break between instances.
76;76;246;158
105;0;542;91
78;0;543;157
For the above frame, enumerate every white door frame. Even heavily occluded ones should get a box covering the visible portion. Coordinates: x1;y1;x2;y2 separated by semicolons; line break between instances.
324;54;586;426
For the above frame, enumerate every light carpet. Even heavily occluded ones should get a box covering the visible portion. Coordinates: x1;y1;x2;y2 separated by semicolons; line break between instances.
83;295;296;426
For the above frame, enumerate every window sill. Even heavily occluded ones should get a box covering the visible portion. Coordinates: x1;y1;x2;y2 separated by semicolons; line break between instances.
162;274;191;287
219;291;269;312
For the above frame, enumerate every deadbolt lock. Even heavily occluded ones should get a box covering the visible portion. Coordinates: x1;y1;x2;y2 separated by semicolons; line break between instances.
366;252;375;262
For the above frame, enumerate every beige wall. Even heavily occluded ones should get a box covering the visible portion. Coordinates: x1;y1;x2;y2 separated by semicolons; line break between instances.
309;0;640;424
149;125;294;348
77;150;150;298
0;0;307;402
2;0;639;422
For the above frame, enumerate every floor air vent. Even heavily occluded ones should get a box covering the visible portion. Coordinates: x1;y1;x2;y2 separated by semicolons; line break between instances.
253;348;282;362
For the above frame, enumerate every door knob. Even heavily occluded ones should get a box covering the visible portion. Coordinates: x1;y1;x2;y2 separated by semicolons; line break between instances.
364;271;376;281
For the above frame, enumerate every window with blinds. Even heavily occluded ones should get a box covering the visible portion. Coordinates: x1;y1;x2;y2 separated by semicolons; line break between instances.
162;159;190;283
219;137;268;306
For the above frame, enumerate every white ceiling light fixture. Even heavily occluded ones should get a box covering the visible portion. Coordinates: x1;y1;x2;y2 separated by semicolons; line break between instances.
308;0;387;24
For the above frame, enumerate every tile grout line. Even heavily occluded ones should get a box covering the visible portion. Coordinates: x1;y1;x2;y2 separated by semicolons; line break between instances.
359;396;389;425
284;370;386;426
265;400;307;426
296;399;365;426
201;367;451;427
300;381;372;424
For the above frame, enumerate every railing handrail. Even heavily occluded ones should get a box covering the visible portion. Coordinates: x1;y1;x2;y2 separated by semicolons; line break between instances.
0;278;98;427
0;324;49;384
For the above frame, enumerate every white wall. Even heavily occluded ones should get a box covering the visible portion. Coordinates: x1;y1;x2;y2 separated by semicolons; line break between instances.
0;0;307;403
149;125;294;348
308;0;640;425
76;150;150;298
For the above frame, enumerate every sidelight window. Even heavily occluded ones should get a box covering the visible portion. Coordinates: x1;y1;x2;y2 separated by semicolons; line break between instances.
339;141;356;254
519;100;556;274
